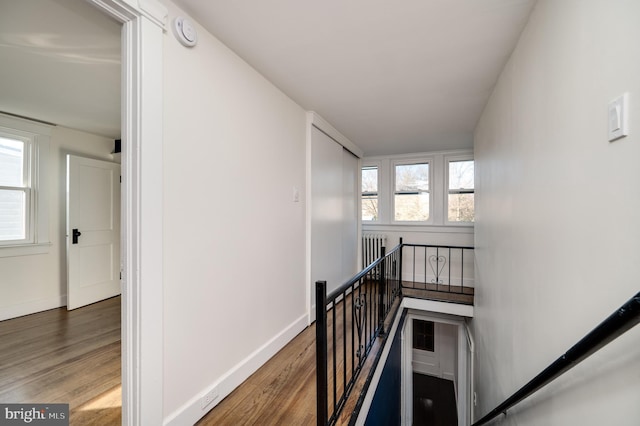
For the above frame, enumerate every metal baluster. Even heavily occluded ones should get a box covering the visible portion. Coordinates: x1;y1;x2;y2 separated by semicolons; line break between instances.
413;246;417;288
332;302;336;414
461;249;465;294
315;281;327;426
448;247;452;293
342;289;346;399
424;246;428;288
379;247;386;335
351;282;355;377
399;238;403;296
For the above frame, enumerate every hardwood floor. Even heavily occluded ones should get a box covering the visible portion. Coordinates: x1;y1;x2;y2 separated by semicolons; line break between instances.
0;289;466;425
197;323;317;426
198;289;399;426
401;280;475;305
0;297;121;425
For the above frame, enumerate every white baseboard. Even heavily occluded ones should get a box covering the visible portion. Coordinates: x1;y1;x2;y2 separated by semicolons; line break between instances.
163;313;308;426
0;294;66;322
309;303;316;323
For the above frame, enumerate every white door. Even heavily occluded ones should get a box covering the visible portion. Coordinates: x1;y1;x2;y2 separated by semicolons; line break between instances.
67;155;121;310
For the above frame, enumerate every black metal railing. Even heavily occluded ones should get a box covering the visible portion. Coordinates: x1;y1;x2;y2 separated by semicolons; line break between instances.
472;290;640;426
400;240;475;303
316;244;402;426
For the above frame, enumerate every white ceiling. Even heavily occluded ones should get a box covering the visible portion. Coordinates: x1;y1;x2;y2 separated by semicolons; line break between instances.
0;0;121;139
173;0;537;156
0;0;536;155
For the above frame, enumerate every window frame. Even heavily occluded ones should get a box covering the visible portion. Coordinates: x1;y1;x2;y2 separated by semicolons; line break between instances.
0;134;34;244
0;114;51;257
361;164;379;221
445;154;475;225
392;158;433;224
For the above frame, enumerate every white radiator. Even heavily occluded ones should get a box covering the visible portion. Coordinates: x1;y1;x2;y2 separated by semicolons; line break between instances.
362;233;387;268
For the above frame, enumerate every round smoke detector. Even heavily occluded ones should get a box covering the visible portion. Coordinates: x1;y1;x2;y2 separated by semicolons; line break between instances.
174;16;197;47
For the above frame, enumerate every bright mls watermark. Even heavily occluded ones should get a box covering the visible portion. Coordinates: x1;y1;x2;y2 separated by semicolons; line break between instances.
1;404;68;425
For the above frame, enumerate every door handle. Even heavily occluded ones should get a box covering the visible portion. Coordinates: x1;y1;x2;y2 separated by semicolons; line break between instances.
72;228;82;244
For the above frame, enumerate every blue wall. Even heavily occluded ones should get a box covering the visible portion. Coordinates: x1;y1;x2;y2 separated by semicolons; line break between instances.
365;310;407;426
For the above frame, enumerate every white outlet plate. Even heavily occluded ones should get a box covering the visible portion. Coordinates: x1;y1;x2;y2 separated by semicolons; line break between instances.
201;388;219;410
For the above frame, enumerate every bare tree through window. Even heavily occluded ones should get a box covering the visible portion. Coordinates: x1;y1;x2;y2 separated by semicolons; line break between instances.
395;163;429;221
448;160;474;222
362;166;378;220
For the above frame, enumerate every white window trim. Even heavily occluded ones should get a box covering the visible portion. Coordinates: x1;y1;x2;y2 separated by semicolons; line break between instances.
392;157;434;225
361;149;474;229
361;160;381;222
444;153;475;226
0;114;51;257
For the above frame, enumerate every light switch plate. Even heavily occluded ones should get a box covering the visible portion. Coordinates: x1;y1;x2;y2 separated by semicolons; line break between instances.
608;93;629;142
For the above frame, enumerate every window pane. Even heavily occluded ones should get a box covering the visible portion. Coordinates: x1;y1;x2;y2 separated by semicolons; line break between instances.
362;167;378;221
413;319;434;352
395;193;429;221
448;193;474;222
362;195;378;221
362;166;378;192
0;189;26;241
449;160;474;222
396;163;428;192
0;137;25;187
449;160;474;190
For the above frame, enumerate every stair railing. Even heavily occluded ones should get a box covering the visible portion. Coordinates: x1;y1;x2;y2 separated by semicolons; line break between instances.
316;243;402;426
401;241;475;302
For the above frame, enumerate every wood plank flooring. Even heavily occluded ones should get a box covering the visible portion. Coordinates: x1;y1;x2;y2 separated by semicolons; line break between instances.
197;318;372;426
197;322;317;425
0;297;121;425
401;280;474;305
0;288;466;425
198;286;399;426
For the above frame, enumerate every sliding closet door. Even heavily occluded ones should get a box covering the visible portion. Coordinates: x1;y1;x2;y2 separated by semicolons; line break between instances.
311;127;359;310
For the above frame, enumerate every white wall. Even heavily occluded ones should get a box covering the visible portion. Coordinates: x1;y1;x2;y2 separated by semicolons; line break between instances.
473;1;640;424
0;126;115;321
162;2;308;423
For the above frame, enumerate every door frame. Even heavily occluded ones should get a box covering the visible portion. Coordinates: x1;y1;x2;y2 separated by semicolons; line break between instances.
402;311;471;426
88;1;165;424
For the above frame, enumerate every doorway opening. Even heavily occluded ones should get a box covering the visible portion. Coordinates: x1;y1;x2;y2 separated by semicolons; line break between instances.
402;311;473;426
0;0;165;423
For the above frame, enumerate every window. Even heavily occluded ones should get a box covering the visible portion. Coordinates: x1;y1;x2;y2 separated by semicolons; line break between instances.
0;113;51;256
394;162;429;221
360;152;473;227
447;159;474;222
413;319;434;352
361;166;378;221
0;136;30;242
